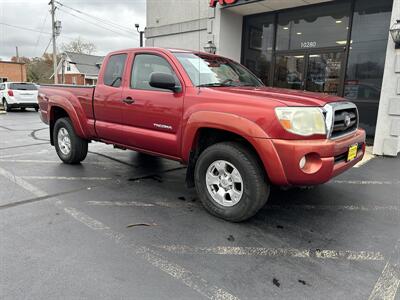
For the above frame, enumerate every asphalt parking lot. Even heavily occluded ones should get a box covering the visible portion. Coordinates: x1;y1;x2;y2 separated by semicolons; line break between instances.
0;110;399;300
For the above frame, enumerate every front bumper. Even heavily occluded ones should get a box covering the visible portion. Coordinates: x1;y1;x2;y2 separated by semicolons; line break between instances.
255;129;366;186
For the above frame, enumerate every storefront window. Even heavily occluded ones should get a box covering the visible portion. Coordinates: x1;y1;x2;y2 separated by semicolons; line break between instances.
242;14;274;85
274;55;304;90
276;3;350;51
345;0;392;136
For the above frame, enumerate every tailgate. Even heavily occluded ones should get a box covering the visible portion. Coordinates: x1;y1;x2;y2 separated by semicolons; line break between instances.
13;90;38;103
10;83;38;103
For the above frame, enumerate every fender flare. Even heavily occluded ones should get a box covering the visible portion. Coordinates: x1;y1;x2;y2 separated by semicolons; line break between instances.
48;96;89;139
181;111;288;185
181;111;269;161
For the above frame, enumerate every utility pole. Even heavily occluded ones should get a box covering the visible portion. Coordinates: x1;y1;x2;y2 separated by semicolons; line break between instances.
15;46;19;62
50;0;58;84
61;53;65;84
135;24;145;47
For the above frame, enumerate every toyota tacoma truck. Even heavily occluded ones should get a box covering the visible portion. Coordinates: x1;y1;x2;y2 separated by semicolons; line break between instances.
38;48;366;222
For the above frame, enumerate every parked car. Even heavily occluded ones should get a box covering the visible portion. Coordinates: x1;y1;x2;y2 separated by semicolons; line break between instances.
0;82;39;112
38;48;366;222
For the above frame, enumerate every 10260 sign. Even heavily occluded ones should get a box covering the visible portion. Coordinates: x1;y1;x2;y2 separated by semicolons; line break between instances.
301;41;317;48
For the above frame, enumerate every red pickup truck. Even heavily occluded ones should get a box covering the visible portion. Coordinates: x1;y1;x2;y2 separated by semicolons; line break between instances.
38;48;366;221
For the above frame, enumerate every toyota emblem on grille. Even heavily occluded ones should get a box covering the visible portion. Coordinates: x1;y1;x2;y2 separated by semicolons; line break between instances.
344;114;351;128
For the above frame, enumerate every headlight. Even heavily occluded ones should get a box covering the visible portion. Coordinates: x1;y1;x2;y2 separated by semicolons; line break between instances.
275;107;326;136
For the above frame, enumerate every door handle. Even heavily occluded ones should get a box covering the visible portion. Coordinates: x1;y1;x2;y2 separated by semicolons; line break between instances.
122;97;135;104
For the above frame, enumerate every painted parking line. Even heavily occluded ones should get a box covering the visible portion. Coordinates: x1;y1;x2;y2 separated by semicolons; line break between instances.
20;176;112;181
62;206;238;300
87;200;155;207
156;245;385;262
0;149;51;159
369;240;400;300
267;204;400;212
0;166;238;300
333;180;399;185
86;200;196;209
0;142;49;150
0;159;115;166
0;167;47;198
87;201;399;212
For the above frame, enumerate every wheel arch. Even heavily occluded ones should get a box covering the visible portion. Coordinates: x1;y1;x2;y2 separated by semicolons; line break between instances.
49;105;86;146
183;112;271;188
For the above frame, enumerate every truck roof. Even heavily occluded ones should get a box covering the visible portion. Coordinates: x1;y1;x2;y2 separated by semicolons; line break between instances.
107;47;218;58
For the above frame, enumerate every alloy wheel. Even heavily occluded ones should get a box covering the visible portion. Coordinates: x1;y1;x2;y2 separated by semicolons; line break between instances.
205;160;244;207
57;127;71;155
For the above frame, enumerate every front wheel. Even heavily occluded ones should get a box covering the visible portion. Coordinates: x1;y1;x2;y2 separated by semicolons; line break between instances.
53;117;88;164
194;142;270;222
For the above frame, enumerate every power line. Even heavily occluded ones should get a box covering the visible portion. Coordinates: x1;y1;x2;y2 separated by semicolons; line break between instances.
42;37;53;56
55;1;137;35
34;11;49;56
58;7;139;40
0;22;52;35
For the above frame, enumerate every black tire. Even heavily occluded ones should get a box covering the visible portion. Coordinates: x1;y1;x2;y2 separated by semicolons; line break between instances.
194;142;270;222
53;117;88;164
35;107;39;112
20;107;26;111
2;99;10;112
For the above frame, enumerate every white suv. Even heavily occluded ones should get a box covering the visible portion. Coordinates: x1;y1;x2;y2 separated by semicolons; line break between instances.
0;82;39;112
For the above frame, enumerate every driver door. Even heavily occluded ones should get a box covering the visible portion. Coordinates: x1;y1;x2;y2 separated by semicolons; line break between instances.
120;52;184;158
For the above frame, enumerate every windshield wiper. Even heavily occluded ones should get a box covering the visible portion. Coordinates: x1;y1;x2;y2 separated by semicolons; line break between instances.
198;82;257;88
197;83;227;87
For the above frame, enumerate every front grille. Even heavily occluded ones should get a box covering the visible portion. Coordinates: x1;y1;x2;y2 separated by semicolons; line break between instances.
331;107;358;138
324;102;359;139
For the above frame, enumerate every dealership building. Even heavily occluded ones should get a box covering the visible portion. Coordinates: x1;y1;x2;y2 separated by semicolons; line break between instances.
146;0;400;156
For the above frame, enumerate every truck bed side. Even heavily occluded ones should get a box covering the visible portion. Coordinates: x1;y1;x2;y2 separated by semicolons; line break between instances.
38;85;97;141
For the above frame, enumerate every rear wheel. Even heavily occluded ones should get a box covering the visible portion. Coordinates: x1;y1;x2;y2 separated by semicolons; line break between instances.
2;99;10;112
194;142;270;222
53;117;88;164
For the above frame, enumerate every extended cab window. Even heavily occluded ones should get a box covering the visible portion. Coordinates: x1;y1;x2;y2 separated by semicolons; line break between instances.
103;54;127;88
131;54;179;91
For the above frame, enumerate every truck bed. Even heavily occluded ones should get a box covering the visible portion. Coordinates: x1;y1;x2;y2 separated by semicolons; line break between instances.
39;84;95;121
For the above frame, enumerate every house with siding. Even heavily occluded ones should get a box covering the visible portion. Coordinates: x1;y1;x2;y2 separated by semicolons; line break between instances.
57;52;104;85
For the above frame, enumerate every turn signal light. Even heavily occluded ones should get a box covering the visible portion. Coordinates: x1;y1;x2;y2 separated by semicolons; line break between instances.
7;90;14;96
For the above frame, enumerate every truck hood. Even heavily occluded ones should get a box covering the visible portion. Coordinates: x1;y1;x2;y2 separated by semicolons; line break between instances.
208;86;344;107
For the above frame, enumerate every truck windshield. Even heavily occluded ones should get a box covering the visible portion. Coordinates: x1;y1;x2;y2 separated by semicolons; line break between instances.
174;52;263;88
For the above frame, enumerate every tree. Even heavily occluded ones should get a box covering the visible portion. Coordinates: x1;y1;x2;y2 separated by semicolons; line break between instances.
61;37;96;54
26;54;55;84
10;56;31;64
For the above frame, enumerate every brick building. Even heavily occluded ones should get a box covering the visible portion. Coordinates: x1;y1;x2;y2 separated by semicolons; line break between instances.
0;61;27;83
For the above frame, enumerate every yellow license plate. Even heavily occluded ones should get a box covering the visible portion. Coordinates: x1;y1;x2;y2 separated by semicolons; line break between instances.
347;144;358;162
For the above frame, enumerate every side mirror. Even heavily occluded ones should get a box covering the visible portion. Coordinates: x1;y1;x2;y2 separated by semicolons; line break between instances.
149;72;180;92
